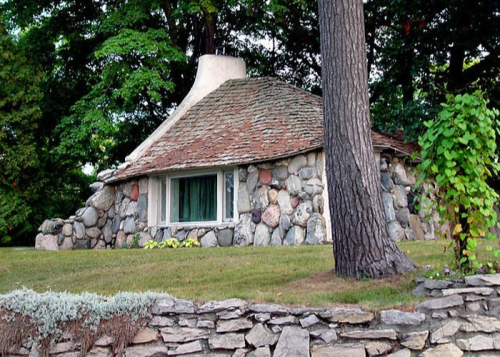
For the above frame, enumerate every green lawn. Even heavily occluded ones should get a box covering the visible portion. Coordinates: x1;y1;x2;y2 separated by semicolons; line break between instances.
0;240;478;310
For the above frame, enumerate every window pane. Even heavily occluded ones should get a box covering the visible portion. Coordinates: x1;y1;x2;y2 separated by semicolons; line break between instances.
170;175;217;222
224;171;234;221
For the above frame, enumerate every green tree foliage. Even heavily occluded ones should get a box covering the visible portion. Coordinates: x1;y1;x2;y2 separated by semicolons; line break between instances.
0;21;42;244
367;0;500;139
417;92;500;271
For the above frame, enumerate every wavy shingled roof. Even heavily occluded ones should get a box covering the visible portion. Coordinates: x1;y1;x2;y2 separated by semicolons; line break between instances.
115;77;417;181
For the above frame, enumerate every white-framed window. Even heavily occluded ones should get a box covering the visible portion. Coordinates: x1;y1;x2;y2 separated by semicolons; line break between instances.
149;168;238;226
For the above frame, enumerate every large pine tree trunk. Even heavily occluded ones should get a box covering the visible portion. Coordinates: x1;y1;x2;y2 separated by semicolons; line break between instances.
318;0;416;278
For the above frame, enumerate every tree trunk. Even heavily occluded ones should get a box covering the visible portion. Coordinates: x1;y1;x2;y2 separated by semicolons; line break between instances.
318;0;416;278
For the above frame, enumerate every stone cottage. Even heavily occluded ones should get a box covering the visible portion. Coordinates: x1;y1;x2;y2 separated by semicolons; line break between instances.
35;54;440;251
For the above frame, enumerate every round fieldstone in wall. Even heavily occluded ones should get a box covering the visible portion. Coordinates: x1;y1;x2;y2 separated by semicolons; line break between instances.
268;189;278;205
388;220;405;242
306;213;326;245
62;223;73;237
234;214;254;246
312;195;324;214
285;175;302;196
396;208;411;227
279;214;291;238
271;229;282;246
201;231;218;248
246;166;259;194
91;185;115;211
115;231;127;249
254;223;271;246
218;229;233;247
123;216;136;234
262;205;280;228
277;190;293;215
138;195;147;222
259;170;273;185
252;209;262;224
103;220;113;243
112;216;121;234
380;172;394;192
292;201;313;227
284;226;305;246
237;183;251;214
288;155;307;174
85;227;101;240
253;186;269;211
304;179;324;196
130;185;139;201
292;197;300;209
82;207;98;227
73;222;85;239
298;167;315;180
272;165;288;181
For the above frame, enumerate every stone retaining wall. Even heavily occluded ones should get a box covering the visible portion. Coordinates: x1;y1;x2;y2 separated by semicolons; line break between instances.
35;151;440;250
7;274;500;356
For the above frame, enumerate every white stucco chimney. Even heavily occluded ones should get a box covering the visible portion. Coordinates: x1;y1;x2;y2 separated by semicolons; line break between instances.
125;55;246;164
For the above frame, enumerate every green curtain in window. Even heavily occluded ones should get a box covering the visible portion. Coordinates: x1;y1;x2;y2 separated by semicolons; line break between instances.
178;175;216;222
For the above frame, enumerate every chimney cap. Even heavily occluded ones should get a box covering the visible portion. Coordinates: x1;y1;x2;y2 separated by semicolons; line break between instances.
215;45;239;57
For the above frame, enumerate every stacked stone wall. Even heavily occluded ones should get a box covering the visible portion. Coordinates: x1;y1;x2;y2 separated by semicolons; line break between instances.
35;150;439;250
35;169;151;251
7;274;500;356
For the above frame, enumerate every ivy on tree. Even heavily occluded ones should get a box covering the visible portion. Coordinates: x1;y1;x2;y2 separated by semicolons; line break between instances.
417;91;500;271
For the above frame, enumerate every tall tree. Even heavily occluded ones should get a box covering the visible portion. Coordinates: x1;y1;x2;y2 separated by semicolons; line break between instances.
318;0;416;277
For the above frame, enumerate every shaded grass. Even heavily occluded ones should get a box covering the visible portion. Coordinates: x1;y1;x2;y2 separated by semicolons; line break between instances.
0;240;495;310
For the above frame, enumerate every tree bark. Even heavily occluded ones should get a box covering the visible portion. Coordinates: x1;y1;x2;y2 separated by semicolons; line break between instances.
318;0;416;278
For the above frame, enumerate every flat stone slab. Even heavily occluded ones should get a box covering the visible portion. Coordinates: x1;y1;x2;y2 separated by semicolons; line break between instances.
311;344;365;357
387;349;411;357
416;294;464;311
168;340;203;356
461;315;500;333
198;299;248;314
381;310;425;325
442;287;494;296
124;346;170;357
341;329;398;340
419;343;463;357
245;323;279;347
401;331;428;350
132;328;158;344
208;333;245;350
247;347;271;357
274;326;310;357
319;307;374;324
216;318;253;332
250;304;288;315
365;341;392;356
268;316;296;325
431;320;462;344
300;314;320;328
160;327;209;343
456;335;500;351
149;316;175;328
423;279;453;290
153;297;196;314
466;274;500;286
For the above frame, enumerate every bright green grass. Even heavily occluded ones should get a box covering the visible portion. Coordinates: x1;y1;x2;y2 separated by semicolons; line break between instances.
0;240;491;309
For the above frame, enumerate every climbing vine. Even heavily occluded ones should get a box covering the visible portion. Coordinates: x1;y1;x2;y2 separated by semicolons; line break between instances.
416;91;500;271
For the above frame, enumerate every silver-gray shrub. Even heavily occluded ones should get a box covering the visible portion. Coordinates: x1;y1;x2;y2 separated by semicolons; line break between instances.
0;288;164;340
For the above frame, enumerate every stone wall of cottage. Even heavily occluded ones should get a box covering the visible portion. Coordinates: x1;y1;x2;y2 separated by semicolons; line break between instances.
35;151;441;250
7;274;500;356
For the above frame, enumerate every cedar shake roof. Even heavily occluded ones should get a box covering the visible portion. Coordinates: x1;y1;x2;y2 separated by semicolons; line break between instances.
114;77;417;181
